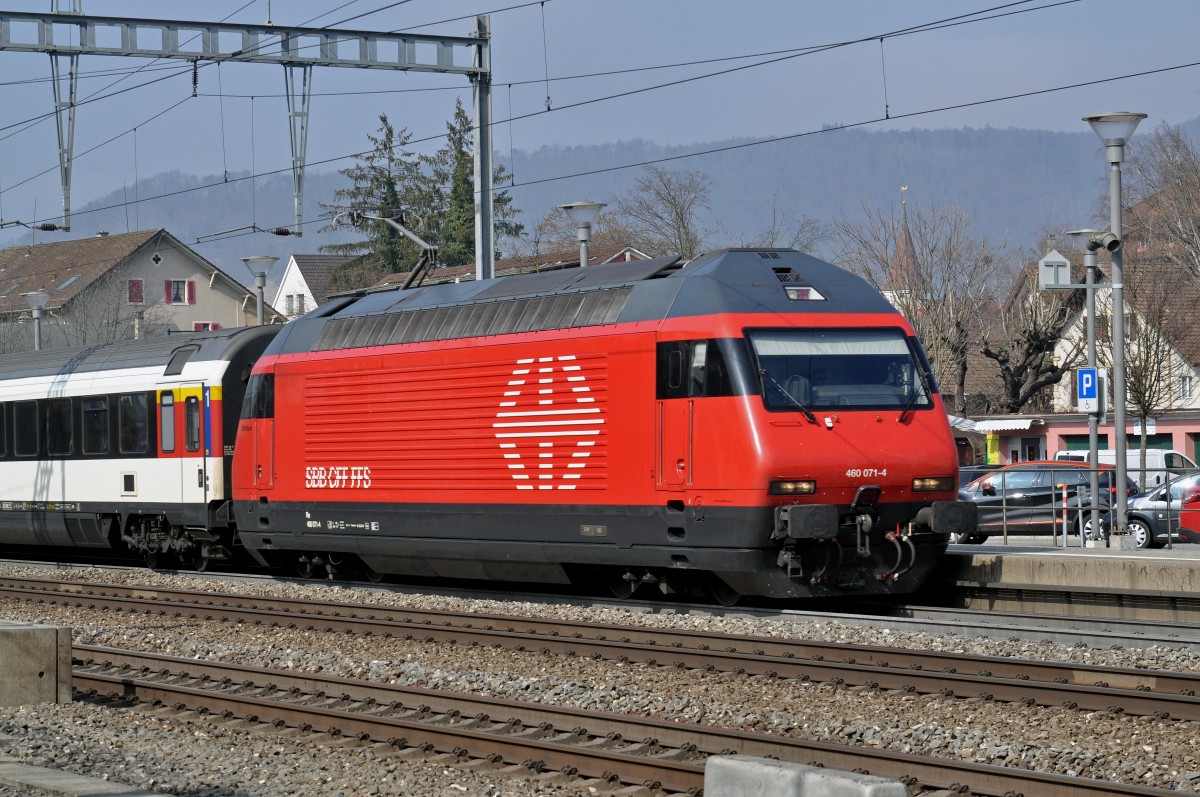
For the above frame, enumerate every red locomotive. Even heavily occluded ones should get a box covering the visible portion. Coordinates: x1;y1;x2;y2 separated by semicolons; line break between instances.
232;248;975;600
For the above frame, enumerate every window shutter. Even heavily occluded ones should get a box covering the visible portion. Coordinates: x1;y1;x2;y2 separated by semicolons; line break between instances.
186;280;196;304
211;322;221;330
164;280;173;303
193;322;205;332
127;279;144;304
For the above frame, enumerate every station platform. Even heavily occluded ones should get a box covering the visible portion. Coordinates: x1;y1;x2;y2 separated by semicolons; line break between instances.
933;536;1200;617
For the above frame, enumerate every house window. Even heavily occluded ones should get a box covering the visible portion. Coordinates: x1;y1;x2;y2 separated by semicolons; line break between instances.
192;322;220;332
285;295;295;316
165;279;196;305
1181;375;1194;402
296;294;305;314
127;279;144;304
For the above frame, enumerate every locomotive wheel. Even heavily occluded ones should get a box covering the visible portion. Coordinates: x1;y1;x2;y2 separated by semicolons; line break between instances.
707;576;741;607
607;571;639;599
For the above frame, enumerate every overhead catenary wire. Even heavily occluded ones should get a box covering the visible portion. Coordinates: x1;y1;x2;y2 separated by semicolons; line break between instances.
0;0;1162;232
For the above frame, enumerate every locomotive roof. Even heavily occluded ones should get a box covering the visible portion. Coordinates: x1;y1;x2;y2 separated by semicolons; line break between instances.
0;325;279;382
269;248;899;356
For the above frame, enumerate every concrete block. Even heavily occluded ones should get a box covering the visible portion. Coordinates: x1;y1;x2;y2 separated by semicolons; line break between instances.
1115;534;1140;550
0;761;167;796
704;755;908;797
0;621;71;705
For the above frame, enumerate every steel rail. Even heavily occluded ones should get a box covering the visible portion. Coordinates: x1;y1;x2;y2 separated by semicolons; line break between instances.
8;579;1200;720
73;646;1180;797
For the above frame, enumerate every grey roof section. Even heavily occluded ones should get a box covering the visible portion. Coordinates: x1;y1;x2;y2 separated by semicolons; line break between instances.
0;326;280;382
265;249;898;358
291;254;354;306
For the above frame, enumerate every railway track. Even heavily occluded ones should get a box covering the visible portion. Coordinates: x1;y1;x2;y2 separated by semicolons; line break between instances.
4;575;1200;721
73;645;1179;797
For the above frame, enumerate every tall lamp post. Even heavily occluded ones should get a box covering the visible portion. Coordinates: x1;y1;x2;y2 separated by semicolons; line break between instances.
241;256;278;326
557;201;607;267
22;290;49;351
1066;229;1106;543
1083;111;1145;540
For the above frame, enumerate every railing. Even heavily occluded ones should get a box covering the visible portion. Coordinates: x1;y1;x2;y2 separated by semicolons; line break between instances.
977;465;1198;549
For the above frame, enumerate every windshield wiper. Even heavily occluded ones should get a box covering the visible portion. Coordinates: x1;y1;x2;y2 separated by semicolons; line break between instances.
898;370;930;423
760;369;817;424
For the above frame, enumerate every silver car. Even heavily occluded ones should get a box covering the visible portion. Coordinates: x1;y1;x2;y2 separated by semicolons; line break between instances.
1100;471;1200;549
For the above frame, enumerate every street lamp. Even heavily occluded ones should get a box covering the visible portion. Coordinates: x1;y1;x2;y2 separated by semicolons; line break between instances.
241;255;278;326
1083;111;1146;541
22;290;49;351
1066;229;1106;544
557;201;606;268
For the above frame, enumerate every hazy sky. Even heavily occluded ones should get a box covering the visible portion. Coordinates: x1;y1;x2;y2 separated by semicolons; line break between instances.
0;0;1197;229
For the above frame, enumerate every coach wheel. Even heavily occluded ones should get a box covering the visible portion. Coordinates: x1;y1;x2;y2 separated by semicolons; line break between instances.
295;554;316;579
607;570;640;600
707;576;740;607
188;552;212;573
144;551;162;570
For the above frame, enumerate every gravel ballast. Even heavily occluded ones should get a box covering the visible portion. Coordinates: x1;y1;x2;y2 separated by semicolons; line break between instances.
1;563;1199;795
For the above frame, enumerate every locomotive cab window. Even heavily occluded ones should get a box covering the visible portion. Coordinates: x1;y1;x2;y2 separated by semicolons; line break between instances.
748;328;935;412
656;339;734;399
241;373;274;420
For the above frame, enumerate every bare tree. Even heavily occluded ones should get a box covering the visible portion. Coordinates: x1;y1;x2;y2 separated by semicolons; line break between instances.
51;273;173;349
833;201;1010;414
981;276;1084;414
1094;260;1195;485
512;208;643;260
612;166;711;258
723;194;828;253
1124;123;1200;276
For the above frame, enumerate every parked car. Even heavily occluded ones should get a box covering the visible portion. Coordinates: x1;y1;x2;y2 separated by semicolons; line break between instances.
958;464;992;488
1097;471;1200;549
954;461;1139;544
1177;481;1200;544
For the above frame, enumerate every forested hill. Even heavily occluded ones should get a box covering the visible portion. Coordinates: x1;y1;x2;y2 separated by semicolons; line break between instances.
5;117;1198;279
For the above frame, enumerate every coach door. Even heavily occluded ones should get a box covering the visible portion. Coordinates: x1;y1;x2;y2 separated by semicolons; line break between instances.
161;387;208;505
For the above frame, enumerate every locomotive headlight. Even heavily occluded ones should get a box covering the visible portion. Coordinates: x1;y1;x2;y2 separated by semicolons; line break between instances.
912;476;954;492
770;480;816;495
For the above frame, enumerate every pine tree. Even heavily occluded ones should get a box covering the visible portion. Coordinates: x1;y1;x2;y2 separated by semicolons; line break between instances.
319;115;422;292
419;99;523;267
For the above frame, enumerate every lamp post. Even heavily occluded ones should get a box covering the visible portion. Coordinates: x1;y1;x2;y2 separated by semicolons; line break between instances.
557;201;607;267
1066;229;1105;543
1083;111;1145;541
241;256;278;326
22;290;49;351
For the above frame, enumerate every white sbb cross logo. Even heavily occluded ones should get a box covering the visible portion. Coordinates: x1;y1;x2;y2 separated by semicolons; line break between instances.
494;355;601;490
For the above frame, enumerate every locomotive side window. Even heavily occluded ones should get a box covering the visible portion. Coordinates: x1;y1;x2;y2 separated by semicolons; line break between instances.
160;393;175;453
242;373;274;420
82;398;110;455
656;340;734;399
748;328;934;412
119;394;150;455
13;401;36;457
185;396;201;452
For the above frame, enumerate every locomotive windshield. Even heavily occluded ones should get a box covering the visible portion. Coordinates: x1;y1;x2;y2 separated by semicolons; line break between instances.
748;328;935;413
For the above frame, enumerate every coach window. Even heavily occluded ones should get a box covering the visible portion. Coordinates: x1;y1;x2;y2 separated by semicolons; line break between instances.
119;394;149;455
46;398;72;456
159;393;175;453
82;398;110;455
185;396;201;452
13;401;37;457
